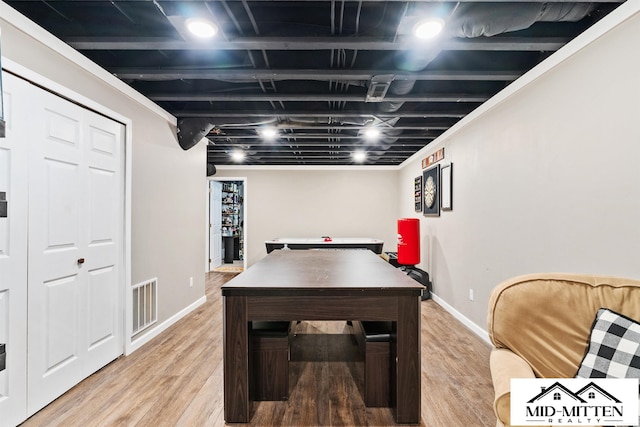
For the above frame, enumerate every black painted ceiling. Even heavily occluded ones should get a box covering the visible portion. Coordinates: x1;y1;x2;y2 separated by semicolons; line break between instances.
6;0;623;166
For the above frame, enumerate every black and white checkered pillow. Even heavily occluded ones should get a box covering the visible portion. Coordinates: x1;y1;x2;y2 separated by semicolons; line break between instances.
576;308;640;427
576;308;640;379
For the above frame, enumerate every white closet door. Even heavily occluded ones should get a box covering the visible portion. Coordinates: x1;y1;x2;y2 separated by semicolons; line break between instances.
82;110;124;372
0;73;29;427
27;84;124;415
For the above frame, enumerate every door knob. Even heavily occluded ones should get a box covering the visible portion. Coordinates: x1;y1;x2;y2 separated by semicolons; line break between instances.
77;258;85;265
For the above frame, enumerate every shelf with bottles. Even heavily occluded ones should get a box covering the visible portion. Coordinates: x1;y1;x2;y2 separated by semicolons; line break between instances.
222;182;238;193
222;195;236;205
220;181;244;259
222;226;239;236
222;205;240;215
222;219;239;228
222;183;243;204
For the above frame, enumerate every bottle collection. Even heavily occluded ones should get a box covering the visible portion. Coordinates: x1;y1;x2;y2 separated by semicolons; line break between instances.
221;182;242;236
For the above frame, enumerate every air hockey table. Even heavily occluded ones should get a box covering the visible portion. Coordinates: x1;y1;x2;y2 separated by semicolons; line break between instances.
265;237;384;254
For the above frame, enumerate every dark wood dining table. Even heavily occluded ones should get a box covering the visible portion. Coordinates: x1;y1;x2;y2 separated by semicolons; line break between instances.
222;249;423;424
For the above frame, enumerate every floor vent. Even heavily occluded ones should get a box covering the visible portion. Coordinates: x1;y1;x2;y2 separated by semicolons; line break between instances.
132;278;158;336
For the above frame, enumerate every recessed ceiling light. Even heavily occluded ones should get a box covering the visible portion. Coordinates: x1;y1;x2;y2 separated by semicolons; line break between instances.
364;127;381;140
413;18;444;40
231;150;245;162
186;18;218;39
352;151;367;163
259;127;278;140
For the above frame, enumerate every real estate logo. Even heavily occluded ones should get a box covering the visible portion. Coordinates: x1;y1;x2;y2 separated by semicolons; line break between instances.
511;378;639;426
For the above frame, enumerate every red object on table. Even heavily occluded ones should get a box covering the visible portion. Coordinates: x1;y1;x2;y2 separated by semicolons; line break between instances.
397;218;420;265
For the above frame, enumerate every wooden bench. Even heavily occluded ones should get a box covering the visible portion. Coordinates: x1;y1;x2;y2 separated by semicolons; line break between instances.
353;320;393;407
250;321;292;401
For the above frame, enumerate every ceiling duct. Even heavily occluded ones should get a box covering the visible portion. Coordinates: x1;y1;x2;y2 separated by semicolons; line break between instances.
447;3;597;38
177;118;216;150
394;3;597;73
384;2;597;142
178;117;277;150
379;79;419;113
366;75;395;102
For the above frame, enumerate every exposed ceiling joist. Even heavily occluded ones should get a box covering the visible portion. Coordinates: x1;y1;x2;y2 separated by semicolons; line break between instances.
69;36;569;51
113;69;522;82
10;0;619;3
210;134;442;140
212;125;450;130
6;0;622;166
172;111;470;118
150;93;491;102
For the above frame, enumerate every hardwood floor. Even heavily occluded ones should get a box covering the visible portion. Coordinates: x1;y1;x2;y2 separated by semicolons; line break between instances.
20;272;496;427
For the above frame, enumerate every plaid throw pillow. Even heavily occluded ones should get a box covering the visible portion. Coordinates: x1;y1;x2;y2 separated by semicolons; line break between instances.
576;308;640;378
576;308;640;427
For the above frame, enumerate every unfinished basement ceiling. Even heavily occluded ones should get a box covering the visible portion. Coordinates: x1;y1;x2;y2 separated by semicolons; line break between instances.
5;0;623;166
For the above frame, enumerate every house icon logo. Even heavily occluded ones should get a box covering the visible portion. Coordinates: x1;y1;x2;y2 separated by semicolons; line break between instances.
527;381;622;405
510;378;638;426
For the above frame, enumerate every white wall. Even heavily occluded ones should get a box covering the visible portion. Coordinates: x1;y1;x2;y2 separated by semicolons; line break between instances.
399;1;640;331
0;5;206;331
214;168;399;266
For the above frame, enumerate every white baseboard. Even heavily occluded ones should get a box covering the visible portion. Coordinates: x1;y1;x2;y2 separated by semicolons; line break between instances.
125;295;207;355
124;293;488;355
430;293;492;346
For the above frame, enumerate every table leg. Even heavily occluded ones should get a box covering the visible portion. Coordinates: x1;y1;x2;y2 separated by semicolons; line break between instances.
394;295;421;424
223;295;250;423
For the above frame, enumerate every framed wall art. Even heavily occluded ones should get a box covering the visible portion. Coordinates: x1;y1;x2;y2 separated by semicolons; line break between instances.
414;176;422;212
422;164;440;216
441;163;452;211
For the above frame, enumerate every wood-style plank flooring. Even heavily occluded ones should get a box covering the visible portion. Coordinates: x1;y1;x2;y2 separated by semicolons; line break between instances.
20;272;496;427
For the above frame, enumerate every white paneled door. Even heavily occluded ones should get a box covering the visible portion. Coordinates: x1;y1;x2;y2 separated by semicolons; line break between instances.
0;73;30;427
26;80;124;416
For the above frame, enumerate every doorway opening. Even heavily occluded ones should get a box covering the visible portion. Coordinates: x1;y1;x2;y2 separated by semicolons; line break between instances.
207;177;247;272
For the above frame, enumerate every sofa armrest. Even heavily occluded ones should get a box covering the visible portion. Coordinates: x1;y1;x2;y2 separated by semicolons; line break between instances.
490;348;536;427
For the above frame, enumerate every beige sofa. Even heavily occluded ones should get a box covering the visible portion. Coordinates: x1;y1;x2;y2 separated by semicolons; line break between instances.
487;273;640;427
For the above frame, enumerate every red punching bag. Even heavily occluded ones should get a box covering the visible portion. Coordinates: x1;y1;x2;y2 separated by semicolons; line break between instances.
397;218;420;265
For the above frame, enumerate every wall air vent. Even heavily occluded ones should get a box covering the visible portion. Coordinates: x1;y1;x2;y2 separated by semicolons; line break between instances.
132;278;158;336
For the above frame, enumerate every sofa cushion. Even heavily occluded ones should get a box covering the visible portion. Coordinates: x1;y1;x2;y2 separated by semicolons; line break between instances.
488;273;640;379
576;308;640;379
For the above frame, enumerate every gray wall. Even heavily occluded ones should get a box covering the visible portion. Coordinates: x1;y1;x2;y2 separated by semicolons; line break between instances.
399;2;640;330
0;6;207;328
213;168;399;266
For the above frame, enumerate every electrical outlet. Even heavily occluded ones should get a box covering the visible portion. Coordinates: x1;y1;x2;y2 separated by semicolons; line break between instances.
469;289;474;301
189;277;193;288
